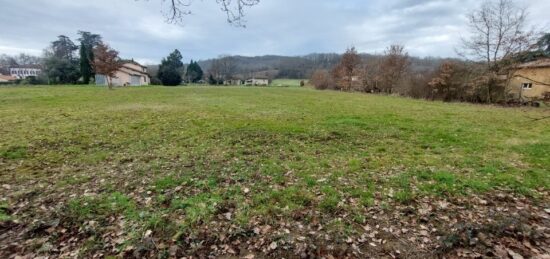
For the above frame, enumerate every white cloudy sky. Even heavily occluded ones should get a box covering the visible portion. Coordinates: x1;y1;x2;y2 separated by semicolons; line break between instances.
1;0;549;64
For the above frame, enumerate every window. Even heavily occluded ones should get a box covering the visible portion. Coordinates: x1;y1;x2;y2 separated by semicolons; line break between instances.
522;83;533;89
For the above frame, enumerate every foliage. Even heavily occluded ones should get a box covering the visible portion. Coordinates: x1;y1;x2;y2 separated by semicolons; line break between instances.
186;60;204;83
44;35;81;84
51;35;79;60
537;33;550;55
43;35;81;84
428;62;477;102
310;69;333;90
19;75;48;85
92;42;122;89
158;49;184;86
511;33;550;62
43;57;81;84
379;45;410;94
331;47;362;91
78;31;102;84
207;74;219;85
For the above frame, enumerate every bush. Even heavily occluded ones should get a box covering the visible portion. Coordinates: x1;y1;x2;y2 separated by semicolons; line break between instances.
20;75;48;85
310;69;333;90
159;69;182;86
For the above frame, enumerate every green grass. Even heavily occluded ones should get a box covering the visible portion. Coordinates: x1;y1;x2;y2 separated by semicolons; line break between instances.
0;85;548;254
271;79;306;87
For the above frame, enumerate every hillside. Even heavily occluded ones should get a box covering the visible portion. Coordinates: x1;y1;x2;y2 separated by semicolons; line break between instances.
145;53;449;84
195;53;448;79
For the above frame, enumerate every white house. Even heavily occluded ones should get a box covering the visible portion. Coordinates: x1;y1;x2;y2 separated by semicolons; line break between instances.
95;60;150;86
245;78;270;86
10;66;42;79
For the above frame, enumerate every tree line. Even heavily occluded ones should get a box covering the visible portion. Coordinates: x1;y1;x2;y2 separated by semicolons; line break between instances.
311;0;550;104
151;49;204;86
1;32;123;88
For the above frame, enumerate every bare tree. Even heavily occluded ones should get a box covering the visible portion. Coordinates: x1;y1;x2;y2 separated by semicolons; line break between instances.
459;0;539;103
332;47;362;91
159;0;260;26
379;45;410;94
360;56;383;93
460;0;534;71
13;54;42;66
310;69;333;90
93;42;122;89
219;55;238;80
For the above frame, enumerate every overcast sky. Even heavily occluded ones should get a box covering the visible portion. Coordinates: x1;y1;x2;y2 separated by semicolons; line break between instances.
1;0;549;64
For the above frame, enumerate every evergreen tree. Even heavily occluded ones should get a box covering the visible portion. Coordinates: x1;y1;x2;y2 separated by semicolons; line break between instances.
186;60;204;83
78;31;102;84
537;33;550;56
158;49;184;86
51;35;78;59
43;35;81;84
207;74;217;85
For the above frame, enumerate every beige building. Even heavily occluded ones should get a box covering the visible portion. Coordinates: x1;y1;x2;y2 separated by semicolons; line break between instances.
95;60;150;86
245;78;269;86
0;74;17;82
223;79;244;85
507;58;550;101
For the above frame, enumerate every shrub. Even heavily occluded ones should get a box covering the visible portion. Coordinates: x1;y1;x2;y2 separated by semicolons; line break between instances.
310;69;333;90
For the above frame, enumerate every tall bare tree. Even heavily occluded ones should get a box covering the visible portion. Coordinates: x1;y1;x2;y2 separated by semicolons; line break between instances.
379;45;410;94
310;69;333;90
219;55;238;80
332;47;362;91
159;0;260;26
460;0;534;71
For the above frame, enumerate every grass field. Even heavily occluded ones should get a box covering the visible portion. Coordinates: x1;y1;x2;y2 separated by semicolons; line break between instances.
0;86;549;257
271;79;306;87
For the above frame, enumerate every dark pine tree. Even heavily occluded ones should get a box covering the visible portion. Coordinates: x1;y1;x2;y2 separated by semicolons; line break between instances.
208;74;217;85
186;60;204;83
158;49;184;86
78;31;102;84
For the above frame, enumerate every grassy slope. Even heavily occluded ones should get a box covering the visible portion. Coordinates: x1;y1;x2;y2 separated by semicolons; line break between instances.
0;86;548;256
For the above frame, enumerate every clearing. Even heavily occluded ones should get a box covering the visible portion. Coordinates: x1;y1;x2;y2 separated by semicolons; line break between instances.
0;86;548;258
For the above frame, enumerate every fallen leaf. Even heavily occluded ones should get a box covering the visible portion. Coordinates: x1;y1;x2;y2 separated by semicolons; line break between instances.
508;249;524;259
144;230;152;238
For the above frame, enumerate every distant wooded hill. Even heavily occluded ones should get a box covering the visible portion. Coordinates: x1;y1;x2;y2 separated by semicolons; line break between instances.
148;53;453;80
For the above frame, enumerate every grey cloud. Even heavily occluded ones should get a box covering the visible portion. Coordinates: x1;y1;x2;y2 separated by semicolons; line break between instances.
0;0;548;63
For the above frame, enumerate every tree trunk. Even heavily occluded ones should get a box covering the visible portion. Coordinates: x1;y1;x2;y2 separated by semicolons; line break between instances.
107;76;113;90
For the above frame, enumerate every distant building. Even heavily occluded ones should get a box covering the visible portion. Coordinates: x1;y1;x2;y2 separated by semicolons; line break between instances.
95;60;150;86
245;78;269;86
0;74;17;83
9;65;42;79
223;79;244;85
507;58;550;101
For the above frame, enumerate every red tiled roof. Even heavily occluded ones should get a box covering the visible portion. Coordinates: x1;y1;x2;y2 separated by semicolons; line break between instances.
0;74;17;81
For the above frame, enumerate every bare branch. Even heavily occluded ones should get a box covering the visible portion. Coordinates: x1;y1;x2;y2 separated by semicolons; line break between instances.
150;0;259;26
460;0;536;70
